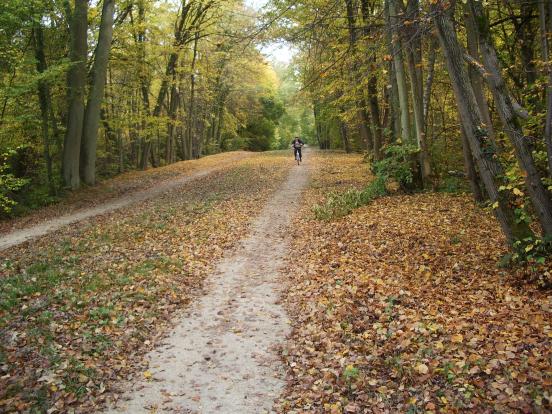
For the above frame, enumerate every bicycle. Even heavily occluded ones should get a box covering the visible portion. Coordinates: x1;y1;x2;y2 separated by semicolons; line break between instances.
295;149;301;165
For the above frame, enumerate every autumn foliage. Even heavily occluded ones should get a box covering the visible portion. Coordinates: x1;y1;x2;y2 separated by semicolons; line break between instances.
279;153;551;413
0;153;290;412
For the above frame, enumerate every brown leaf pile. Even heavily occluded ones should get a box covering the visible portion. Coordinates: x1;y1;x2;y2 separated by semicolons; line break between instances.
278;153;551;413
0;153;289;413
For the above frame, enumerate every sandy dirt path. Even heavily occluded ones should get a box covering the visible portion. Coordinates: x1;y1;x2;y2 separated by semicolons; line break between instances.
0;154;252;251
105;159;311;414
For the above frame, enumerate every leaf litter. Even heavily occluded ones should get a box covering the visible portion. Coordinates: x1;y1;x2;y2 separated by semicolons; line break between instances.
0;151;253;235
277;152;551;414
1;150;551;414
0;152;290;413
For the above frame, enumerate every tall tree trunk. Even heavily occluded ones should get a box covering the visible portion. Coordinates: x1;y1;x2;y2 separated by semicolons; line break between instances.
432;1;532;244
358;107;374;152
340;118;351;153
166;82;179;164
460;123;484;202
344;0;374;153
216;106;224;149
131;0;151;169
81;0;115;185
464;5;496;143
62;0;88;190
359;2;383;159
469;0;552;237
383;1;400;141
140;140;151;170
32;24;55;195
520;1;537;86
136;1;150;114
314;102;324;149
186;32;200;160
423;37;436;131
367;74;382;159
404;0;431;185
540;1;552;176
387;0;411;143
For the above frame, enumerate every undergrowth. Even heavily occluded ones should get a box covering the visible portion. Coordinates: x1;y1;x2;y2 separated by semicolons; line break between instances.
312;145;417;220
312;175;387;220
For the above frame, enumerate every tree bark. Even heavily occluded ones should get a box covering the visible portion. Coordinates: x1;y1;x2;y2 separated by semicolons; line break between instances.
314;102;325;149
383;0;400;141
166;82;179;164
540;0;552;176
359;0;383;159
62;0;88;190
340;118;351;153
186;32;200;160
81;0;115;185
464;5;496;143
358;106;374;152
344;0;374;154
32;24;55;195
423;38;436;128
404;0;431;184
387;0;411;143
460;122;484;202
367;75;382;159
432;1;532;244
469;0;552;237
520;1;537;86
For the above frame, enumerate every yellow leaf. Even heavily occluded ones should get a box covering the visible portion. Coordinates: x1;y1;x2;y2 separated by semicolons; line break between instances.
143;370;152;379
415;363;429;374
451;333;463;343
513;188;524;196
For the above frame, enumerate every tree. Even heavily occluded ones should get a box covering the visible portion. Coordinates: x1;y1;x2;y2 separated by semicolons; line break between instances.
62;0;88;190
81;0;115;185
468;0;552;238
431;0;532;243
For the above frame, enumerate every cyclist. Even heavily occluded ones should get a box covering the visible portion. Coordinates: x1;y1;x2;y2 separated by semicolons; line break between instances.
291;137;304;162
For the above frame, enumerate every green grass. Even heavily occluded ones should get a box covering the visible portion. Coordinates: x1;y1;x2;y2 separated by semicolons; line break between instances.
312;175;387;220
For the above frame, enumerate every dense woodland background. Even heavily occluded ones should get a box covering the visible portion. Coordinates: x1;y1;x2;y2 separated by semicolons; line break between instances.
2;0;552;258
0;0;313;213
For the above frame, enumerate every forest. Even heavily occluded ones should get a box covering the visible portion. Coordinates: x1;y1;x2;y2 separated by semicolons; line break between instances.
1;0;552;412
0;0;312;211
260;0;552;262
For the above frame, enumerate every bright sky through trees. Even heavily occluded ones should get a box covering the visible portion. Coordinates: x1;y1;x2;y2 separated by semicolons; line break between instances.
244;0;296;64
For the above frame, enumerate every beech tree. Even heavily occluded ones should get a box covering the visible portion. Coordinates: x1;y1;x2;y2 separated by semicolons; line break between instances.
62;0;88;190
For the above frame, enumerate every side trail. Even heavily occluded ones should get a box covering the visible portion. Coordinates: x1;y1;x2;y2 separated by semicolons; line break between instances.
0;153;251;251
105;159;311;413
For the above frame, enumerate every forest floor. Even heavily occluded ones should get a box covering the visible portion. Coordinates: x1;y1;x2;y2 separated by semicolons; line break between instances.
277;154;551;414
0;150;551;414
0;150;297;413
0;151;253;238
